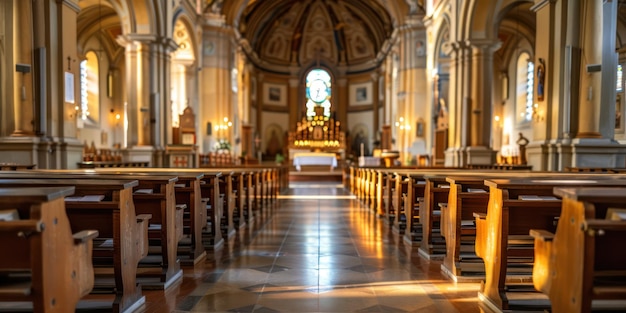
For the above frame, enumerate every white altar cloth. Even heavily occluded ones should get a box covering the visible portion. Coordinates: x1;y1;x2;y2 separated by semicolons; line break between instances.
292;153;338;171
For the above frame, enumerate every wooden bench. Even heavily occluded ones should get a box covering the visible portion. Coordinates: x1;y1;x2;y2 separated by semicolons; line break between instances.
0;163;36;170
1;171;184;290
95;168;265;252
532;187;626;313
564;167;626;173
197;171;225;250
0;186;98;313
417;174;450;258
476;176;626;312
77;161;149;168
92;168;209;264
440;172;622;282
0;178;148;313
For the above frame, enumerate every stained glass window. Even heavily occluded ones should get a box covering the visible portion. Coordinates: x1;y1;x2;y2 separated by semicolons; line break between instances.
305;69;332;118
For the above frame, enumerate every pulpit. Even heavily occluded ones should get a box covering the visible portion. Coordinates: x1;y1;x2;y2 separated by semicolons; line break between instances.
167;107;197;168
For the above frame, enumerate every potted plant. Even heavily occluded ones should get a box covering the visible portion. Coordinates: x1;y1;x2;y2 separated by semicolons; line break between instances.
275;153;285;165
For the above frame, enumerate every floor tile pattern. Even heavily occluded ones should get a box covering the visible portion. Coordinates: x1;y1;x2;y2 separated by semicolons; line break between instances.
163;182;481;313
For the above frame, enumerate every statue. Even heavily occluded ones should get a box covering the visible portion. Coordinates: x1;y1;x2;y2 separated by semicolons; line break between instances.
516;132;529;165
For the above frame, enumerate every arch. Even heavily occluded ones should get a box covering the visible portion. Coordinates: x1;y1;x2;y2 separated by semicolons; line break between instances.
126;0;158;35
514;51;533;125
77;2;121;62
79;51;101;128
458;0;533;42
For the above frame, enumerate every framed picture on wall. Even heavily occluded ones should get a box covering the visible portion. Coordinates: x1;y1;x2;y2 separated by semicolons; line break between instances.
263;83;287;106
64;72;75;104
349;82;372;105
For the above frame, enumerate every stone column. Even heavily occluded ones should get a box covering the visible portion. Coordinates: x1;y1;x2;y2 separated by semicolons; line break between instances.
445;41;470;166
371;73;380;133
336;78;348;128
12;0;34;136
117;35;149;147
576;0;603;138
288;78;299;131
469;40;499;147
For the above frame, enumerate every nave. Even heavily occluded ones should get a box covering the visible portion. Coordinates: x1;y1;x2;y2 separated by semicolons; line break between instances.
141;181;480;313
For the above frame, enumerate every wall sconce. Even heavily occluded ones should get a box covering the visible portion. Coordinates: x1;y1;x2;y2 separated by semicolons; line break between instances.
494;115;502;128
532;103;544;122
110;109;121;125
394;117;411;130
213;117;233;138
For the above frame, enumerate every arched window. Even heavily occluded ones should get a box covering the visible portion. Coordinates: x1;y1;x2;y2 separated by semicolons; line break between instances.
79;51;100;127
305;69;332;118
515;52;533;124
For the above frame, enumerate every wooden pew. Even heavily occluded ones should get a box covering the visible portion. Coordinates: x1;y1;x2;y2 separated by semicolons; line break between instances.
218;170;236;239
380;169;397;223
95;168;234;251
564;167;626;173
0;178;148;313
441;172;621;282
532;187;626;313
198;171;225;250
441;175;492;282
476;176;626;312
0;171;184;290
0;163;36;170
417;174;450;258
207;168;259;228
31;169;206;265
398;171;427;244
0;187;98;313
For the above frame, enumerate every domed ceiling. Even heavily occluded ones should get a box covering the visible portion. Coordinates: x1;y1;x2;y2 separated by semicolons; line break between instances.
237;0;394;72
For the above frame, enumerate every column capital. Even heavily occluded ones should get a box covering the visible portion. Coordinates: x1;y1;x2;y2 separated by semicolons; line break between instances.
466;39;502;53
289;79;300;88
116;34;178;52
56;0;80;13
337;78;348;87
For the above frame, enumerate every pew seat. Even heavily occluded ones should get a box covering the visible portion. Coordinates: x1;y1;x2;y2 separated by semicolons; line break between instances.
0;187;98;313
532;187;626;313
476;176;626;312
0;178;149;313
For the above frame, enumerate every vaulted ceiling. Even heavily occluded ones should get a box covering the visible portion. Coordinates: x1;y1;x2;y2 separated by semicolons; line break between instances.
236;0;396;72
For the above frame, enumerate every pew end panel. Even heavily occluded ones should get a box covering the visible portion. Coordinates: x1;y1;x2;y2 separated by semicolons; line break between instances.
442;178;490;281
532;187;626;313
0;187;99;313
0;178;148;313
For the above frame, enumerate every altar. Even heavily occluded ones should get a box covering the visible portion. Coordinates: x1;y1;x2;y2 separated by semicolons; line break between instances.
292;152;338;171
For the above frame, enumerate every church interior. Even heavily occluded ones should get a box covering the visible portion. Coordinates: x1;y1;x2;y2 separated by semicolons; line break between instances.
2;0;626;312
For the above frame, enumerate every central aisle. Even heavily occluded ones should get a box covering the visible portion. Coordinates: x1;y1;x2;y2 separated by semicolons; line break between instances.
172;182;480;313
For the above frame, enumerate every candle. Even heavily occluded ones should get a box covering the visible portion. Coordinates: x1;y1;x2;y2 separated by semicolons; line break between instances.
360;143;364;157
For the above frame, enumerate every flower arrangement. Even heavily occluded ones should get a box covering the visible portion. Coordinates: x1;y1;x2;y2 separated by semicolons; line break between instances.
215;139;231;151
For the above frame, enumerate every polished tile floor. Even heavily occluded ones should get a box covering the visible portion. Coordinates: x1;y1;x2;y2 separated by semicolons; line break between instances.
144;181;481;313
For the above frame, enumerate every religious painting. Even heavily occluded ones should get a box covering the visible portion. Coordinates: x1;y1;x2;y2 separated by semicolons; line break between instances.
415;40;425;57
416;118;425;138
350;124;370;157
264;124;284;157
350;82;372;105
269;87;280;101
263;83;287;106
536;58;546;102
